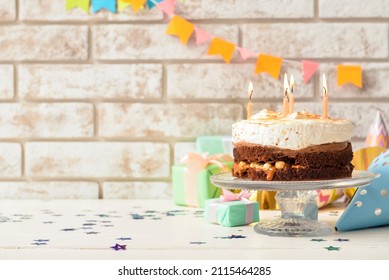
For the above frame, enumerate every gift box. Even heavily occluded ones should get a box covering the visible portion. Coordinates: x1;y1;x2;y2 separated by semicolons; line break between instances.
205;195;259;227
196;136;233;156
172;153;233;208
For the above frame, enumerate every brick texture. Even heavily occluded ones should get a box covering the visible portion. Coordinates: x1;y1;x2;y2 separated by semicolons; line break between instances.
0;1;15;21
25;142;170;178
0;1;387;199
0;103;93;138
19;64;163;100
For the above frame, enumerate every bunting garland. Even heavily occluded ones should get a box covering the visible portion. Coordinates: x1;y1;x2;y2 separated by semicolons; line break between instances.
65;0;363;88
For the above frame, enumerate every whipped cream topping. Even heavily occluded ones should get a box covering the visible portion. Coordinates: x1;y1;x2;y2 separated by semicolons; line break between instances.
233;109;354;150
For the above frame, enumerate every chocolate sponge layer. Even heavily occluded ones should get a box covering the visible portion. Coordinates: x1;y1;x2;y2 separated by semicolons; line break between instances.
232;142;354;181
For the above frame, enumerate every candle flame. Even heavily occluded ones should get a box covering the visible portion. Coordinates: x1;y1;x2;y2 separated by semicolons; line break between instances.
283;73;289;97
323;74;328;96
248;81;253;99
289;74;295;94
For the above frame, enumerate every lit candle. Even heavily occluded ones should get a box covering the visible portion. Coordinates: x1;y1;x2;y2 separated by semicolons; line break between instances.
247;81;253;119
282;73;289;117
289;74;295;114
322;74;329;119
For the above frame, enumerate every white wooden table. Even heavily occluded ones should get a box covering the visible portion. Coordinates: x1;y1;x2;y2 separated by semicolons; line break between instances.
0;199;388;260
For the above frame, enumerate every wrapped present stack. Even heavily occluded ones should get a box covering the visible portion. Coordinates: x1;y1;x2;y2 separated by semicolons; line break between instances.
172;136;233;208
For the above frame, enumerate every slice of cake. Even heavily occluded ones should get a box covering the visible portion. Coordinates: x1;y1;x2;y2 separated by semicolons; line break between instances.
232;109;354;181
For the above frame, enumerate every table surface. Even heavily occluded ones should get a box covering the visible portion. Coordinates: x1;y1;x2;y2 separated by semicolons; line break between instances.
0;199;388;260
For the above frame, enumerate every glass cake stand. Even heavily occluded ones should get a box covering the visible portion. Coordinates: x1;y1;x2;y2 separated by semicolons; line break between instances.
210;170;377;237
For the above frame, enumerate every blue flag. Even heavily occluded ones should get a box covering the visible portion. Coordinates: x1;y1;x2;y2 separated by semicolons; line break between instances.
91;0;116;13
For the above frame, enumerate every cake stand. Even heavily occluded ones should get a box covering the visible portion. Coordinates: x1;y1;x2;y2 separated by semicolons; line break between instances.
210;170;377;237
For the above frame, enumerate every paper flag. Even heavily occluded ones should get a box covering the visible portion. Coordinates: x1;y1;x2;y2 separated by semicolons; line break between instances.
207;37;235;63
166;15;194;45
157;0;176;15
336;150;389;231
344;146;387;198
255;54;282;79
117;0;131;11
147;0;163;9
365;110;389;148
65;0;90;13
301;60;320;84
91;0;116;13
237;47;255;60
337;64;362;88
194;27;211;45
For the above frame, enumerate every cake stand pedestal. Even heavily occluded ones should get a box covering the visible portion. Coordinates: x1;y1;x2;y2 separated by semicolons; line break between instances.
210;170;377;237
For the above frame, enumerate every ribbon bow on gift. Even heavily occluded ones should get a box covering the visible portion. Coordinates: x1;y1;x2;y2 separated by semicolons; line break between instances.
181;152;233;173
180;152;233;207
220;189;251;202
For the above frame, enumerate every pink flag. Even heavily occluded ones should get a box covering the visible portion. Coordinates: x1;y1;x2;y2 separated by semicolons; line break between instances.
237;47;255;60
157;0;175;15
194;27;212;45
302;60;320;84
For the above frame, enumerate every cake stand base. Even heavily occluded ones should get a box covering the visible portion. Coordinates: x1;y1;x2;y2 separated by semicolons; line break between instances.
254;217;333;237
254;189;333;237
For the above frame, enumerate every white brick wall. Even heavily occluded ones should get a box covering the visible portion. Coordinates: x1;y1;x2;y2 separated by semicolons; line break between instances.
0;0;387;198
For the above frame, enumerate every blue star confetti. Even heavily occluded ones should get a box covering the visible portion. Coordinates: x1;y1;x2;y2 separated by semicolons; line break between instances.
60;228;76;231
31;242;47;246
34;239;49;242
86;231;99;234
215;234;247;239
116;237;132;241
334;238;349;242
111;244;127;251
83;223;96;226
130;214;144;220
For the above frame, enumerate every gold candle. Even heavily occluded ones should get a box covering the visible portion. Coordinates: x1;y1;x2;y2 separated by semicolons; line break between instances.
247;81;253;119
322;74;329;119
289;74;295;114
282;73;289;117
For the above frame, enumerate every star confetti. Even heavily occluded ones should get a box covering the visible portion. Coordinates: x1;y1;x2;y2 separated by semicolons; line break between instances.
130;214;144;220
60;228;76;231
190;241;206;245
334;238;349;242
324;246;340;251
31;242;47;246
80;227;93;230
116;237;132;241
86;231;100;234
83;223;96;226
102;224;114;227
111;244;127;251
43;221;54;224
311;239;326;242
215;234;247;239
34;239;49;242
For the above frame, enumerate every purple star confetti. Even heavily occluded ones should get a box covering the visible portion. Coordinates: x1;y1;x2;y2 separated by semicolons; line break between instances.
111;244;127;251
86;231;99;235
102;224;114;227
31;242;47;246
116;237;132;241
34;239;49;242
80;226;93;230
311;239;326;242
43;221;55;224
83;223;96;226
190;241;206;245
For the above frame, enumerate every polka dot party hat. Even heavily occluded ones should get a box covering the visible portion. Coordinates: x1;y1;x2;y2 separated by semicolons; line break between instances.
336;150;389;231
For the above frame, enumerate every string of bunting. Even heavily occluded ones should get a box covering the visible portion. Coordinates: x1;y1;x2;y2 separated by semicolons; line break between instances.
66;0;363;88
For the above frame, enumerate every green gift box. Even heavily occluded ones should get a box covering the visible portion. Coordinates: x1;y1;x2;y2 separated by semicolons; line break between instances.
172;154;233;208
205;198;260;227
196;136;233;156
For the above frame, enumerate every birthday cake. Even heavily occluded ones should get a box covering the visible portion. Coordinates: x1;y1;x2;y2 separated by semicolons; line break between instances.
232;109;354;181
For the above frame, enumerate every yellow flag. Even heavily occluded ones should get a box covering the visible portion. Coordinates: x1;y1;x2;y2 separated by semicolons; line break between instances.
255;54;282;79
337;65;362;88
207;37;235;63
121;0;146;13
117;0;131;11
166;15;194;45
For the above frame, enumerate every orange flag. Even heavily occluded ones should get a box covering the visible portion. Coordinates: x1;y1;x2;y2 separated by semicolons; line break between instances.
255;54;282;79
207;37;235;63
337;65;362;88
121;0;146;13
166;15;194;45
